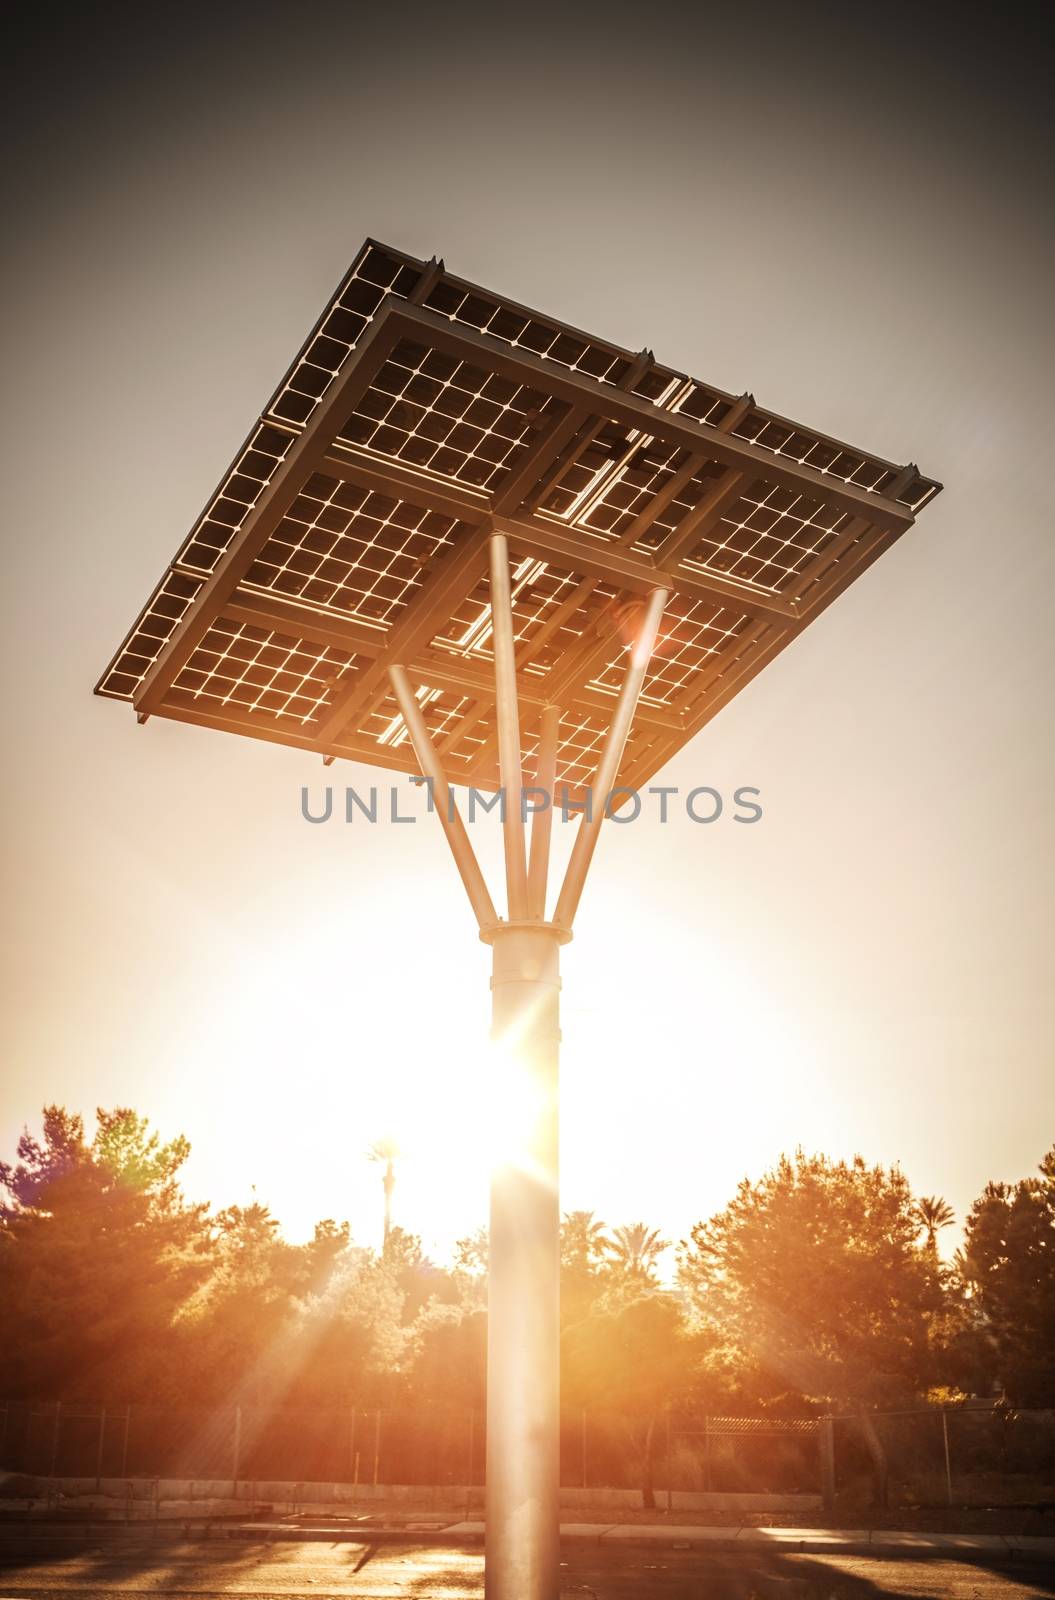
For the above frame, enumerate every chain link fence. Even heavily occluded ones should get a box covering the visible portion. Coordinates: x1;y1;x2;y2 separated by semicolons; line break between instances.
831;1405;1055;1507
2;1400;1052;1508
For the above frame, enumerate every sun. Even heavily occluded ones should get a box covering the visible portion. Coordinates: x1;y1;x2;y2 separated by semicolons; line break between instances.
374;1037;553;1228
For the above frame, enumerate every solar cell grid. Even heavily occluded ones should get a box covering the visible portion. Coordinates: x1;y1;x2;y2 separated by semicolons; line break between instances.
423;278;636;388
685;480;850;591
177;422;297;576
98;570;205;700
547;706;636;792
535;422;635;519
371;683;480;752
336;339;569;492
427;560;609;676
170;619;359;727
574;443;705;540
624;462;731;554
590;595;753;708
97;238;940;802
676;382;739;428
267;244;423;428
730;404;918;501
244;471;469;625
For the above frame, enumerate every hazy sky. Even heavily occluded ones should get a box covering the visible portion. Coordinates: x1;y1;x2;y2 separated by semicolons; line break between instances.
2;1;1052;1269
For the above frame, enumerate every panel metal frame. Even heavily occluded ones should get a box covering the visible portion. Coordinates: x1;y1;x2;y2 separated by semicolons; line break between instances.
98;252;940;801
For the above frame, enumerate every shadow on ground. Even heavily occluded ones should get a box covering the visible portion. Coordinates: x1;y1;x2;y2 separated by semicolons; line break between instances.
1;1535;1053;1599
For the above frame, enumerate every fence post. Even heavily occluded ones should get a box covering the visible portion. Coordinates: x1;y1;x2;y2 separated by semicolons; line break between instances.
0;1402;8;1467
703;1414;711;1493
665;1407;672;1514
372;1410;381;1487
96;1406;107;1491
820;1417;836;1511
348;1409;356;1486
50;1401;62;1479
941;1407;953;1507
581;1410;588;1490
232;1405;242;1489
467;1409;475;1517
121;1405;131;1478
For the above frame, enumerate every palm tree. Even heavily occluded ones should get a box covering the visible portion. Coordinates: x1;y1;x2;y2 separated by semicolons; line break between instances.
915;1195;955;1252
949;1244;974;1291
606;1222;668;1280
367;1137;400;1247
561;1209;610;1270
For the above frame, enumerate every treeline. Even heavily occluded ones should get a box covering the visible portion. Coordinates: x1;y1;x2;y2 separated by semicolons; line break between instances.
1;1107;1053;1432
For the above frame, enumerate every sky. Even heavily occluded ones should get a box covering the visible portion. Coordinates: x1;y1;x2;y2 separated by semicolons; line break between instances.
2;1;1052;1272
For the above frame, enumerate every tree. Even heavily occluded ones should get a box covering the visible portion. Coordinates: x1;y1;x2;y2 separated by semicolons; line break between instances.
407;1301;487;1412
958;1146;1055;1405
678;1151;944;1504
452;1226;489;1309
562;1210;609;1266
560;1210;609;1326
606;1222;667;1283
303;1218;352;1295
0;1106;211;1401
563;1286;689;1508
180;1201;305;1404
915;1195;955;1254
382;1225;453;1323
453;1226;489;1278
286;1244;410;1409
561;1215;683;1507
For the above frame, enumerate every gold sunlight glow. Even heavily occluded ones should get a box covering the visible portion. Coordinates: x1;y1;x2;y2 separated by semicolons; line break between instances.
380;1037;550;1195
177;894;811;1262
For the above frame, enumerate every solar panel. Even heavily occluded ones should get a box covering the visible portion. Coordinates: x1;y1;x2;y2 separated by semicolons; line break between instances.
96;239;941;798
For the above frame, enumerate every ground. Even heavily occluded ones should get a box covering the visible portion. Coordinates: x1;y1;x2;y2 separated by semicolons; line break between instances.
2;1538;1054;1600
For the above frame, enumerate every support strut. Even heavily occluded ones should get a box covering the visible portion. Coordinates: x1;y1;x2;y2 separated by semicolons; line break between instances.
554;585;669;929
489;531;530;921
387;664;497;930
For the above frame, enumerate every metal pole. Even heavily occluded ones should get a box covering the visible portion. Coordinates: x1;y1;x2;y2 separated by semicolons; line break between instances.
232;1406;242;1490
348;1409;356;1487
372;1410;381;1488
942;1408;953;1507
121;1406;131;1478
581;1410;588;1490
485;918;563;1600
50;1401;61;1479
467;1408;475;1518
666;1408;672;1514
528;705;560;920
703;1415;712;1493
382;1163;394;1246
96;1406;107;1492
387;664;498;929
820;1417;836;1511
554;586;668;929
489;531;530;920
404;561;664;1600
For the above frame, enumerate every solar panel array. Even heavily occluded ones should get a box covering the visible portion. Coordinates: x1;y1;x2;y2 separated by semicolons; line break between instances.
98;240;940;797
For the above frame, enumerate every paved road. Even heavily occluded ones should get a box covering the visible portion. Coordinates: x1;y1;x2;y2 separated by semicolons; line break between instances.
1;1538;1053;1599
